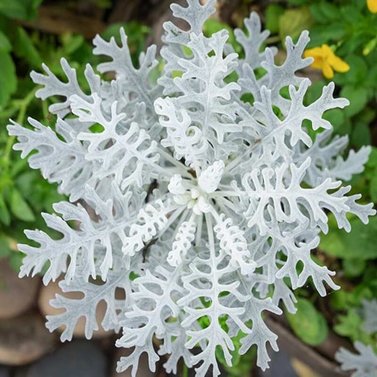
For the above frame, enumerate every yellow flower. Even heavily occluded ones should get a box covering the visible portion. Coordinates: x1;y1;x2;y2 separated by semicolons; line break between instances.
304;45;350;79
367;0;377;13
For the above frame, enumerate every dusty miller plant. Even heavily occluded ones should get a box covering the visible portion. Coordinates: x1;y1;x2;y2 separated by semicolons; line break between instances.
7;0;376;376
361;299;377;335
336;342;377;377
335;299;377;377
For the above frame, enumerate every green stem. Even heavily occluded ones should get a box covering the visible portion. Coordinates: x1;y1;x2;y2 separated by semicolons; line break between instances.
182;363;189;377
266;35;281;44
3;88;37;167
42;99;49;121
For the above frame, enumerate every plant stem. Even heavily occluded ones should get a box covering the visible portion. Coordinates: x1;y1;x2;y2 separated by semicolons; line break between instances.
3;88;37;167
182;363;189;377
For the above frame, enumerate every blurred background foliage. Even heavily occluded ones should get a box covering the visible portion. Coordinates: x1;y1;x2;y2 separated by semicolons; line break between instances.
0;0;376;374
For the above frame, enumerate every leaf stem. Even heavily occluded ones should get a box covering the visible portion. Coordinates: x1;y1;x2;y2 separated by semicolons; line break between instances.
182;363;189;377
3;88;37;167
155;146;192;179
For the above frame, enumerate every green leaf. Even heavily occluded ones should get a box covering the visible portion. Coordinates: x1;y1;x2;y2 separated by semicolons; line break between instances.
309;3;326;22
0;0;43;20
305;80;327;104
330;290;349;311
13;27;42;68
307;24;346;47
215;331;255;377
323;108;346;129
351;123;371;147
101;21;150;60
321;216;377;260
9;189;35;222
334;309;370;344
317;2;340;21
0;236;10;258
61;33;85;56
366;147;377;168
365;65;377;88
323;23;346;41
341;86;369;117
337;55;368;86
265;4;284;34
279;7;313;41
357;107;376;125
369;172;377;202
0;51;17;107
340;4;363;24
363;37;377;56
9;252;24;272
338;35;368;56
287;0;310;5
310;3;340;23
343;258;366;278
0;31;11;52
203;19;238;52
0;196;10;225
286;298;328;346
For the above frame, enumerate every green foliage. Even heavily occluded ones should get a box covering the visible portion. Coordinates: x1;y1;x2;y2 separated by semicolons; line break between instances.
341;86;369;118
0;0;42;20
203;19;240;54
9;188;35;222
14;27;43;68
342;258;366;278
278;7;313;41
335;309;369;344
0;50;16;106
265;5;284;34
320;216;377;261
331;276;377;351
366;148;377;202
101;21;150;62
216;331;255;377
286;298;328;346
0;235;10;257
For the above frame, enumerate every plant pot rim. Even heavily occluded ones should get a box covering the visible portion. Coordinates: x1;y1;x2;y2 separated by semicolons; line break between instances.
265;315;351;377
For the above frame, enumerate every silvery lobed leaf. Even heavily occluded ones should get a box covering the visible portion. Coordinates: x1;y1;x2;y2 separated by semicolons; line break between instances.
336;342;377;377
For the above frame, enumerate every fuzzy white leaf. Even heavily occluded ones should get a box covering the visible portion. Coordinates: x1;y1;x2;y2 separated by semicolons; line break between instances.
336;342;377;377
362;299;377;335
8;118;93;201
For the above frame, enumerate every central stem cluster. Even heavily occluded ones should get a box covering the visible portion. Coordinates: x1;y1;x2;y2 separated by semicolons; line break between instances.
167;161;225;215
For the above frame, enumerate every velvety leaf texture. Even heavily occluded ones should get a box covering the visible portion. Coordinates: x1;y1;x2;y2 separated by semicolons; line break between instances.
362;299;377;335
7;1;376;376
335;302;377;377
336;342;377;377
